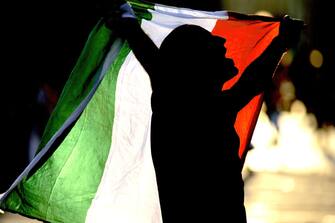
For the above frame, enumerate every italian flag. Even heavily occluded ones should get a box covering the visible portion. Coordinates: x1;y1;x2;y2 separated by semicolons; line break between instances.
0;1;282;222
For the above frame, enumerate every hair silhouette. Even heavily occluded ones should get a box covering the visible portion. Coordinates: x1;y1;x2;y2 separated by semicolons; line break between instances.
151;25;238;96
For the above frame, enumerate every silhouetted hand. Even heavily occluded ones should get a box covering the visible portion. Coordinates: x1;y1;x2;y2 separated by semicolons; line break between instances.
279;15;305;49
98;0;137;36
97;0;127;17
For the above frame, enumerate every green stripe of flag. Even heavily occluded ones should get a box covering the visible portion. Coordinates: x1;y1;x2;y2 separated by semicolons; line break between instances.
1;22;132;222
37;20;114;154
128;0;154;20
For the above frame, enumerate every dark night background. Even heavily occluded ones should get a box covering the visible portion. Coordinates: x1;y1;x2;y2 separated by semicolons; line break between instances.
1;1;333;192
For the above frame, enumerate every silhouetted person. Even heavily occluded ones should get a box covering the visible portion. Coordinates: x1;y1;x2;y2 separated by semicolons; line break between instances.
104;2;303;222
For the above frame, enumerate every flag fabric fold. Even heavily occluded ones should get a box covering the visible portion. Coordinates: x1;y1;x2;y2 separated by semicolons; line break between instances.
0;1;283;222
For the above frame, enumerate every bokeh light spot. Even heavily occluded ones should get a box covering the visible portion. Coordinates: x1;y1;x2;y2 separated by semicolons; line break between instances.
281;50;294;67
255;10;273;17
310;49;323;68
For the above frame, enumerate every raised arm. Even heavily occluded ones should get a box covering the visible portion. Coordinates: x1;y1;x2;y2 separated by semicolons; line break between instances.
103;1;159;80
223;16;304;111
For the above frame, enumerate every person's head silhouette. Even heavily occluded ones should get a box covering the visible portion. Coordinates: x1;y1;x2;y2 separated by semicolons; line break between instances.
158;24;238;95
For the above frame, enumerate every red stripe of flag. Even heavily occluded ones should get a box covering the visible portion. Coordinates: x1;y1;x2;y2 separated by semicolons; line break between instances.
211;13;280;159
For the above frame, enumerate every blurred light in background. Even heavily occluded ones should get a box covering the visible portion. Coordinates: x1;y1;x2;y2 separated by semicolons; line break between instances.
247;100;333;174
255;10;273;17
281;50;294;67
322;215;335;223
223;0;308;19
309;49;323;68
222;0;335;222
279;80;296;111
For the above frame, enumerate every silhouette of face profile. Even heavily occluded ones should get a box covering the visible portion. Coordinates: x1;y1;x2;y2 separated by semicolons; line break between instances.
158;24;238;95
